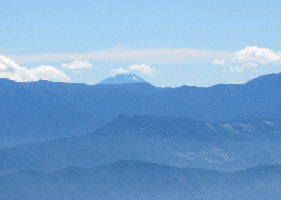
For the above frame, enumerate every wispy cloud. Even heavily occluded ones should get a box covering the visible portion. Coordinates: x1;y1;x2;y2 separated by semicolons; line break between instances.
61;61;93;69
110;68;129;77
128;64;159;75
110;64;159;77
9;48;233;65
213;46;281;73
213;59;226;65
229;63;258;73
0;55;70;82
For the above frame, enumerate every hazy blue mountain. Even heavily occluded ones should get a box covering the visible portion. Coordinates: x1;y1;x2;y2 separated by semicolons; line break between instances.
0;72;281;147
1;160;281;200
0;114;281;174
98;73;148;84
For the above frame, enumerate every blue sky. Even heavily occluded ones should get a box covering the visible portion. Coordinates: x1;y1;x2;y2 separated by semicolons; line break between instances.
1;0;281;87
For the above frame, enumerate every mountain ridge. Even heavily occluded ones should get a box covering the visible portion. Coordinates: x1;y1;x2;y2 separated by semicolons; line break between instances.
1;160;281;200
0;72;280;147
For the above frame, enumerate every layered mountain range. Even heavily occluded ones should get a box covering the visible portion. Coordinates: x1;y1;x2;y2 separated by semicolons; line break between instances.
0;114;281;174
0;72;281;199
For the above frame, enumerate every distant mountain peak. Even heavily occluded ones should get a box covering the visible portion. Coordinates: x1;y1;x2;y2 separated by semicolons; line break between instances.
97;73;148;84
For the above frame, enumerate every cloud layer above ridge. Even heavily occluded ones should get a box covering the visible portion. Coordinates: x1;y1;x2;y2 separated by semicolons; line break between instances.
0;55;70;82
10;48;233;65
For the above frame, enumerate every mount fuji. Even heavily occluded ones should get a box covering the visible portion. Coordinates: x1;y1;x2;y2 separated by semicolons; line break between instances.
98;73;148;84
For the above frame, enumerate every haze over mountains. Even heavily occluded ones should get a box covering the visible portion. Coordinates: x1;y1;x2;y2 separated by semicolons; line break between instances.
1;72;281;199
2;161;281;200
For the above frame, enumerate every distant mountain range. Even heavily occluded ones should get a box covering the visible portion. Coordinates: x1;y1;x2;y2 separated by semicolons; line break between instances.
1;160;281;200
0;72;280;147
98;73;148;84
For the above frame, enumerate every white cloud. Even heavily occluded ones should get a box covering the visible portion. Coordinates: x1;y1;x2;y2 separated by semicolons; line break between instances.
110;68;129;77
10;48;233;65
128;64;159;75
0;55;70;82
232;46;281;64
214;46;281;73
213;59;226;65
30;65;71;81
229;63;258;73
110;64;159;77
61;61;93;69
